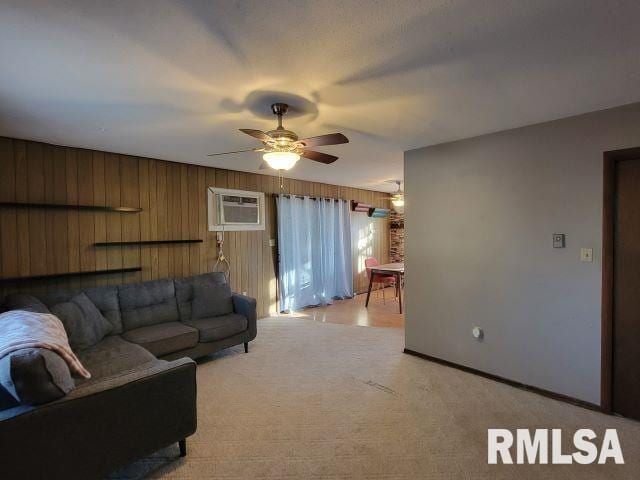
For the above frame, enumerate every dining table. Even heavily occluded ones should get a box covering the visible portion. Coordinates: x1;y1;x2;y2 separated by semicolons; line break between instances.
365;262;405;314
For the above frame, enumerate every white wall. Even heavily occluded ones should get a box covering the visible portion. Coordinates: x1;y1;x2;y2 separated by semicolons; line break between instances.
404;102;640;405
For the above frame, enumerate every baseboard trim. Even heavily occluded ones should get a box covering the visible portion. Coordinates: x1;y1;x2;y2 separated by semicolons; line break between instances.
403;348;602;412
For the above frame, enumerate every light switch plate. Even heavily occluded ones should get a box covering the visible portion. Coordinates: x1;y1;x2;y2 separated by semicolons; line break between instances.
553;234;565;248
580;248;594;263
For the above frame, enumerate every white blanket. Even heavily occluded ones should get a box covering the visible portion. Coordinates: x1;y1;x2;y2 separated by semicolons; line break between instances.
0;310;91;379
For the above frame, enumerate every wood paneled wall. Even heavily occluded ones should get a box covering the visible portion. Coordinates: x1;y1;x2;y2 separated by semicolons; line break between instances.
0;136;389;317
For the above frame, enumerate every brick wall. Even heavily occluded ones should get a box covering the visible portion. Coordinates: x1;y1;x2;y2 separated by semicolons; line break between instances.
390;210;405;262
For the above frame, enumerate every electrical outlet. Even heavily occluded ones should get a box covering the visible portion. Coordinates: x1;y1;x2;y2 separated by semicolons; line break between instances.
580;248;594;263
269;238;276;247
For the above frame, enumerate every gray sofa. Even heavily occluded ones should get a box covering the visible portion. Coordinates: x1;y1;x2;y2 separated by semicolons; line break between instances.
0;272;257;479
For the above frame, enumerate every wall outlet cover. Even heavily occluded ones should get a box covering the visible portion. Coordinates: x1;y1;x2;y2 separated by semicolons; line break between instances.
580;248;594;262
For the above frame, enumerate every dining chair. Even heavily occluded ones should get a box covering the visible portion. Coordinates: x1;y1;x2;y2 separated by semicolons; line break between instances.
365;257;396;304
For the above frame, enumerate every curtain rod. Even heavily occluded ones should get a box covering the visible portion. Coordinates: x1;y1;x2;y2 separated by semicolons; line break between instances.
270;193;346;202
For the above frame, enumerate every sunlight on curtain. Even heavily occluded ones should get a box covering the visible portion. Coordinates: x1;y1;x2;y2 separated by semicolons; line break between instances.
356;222;374;274
276;195;353;312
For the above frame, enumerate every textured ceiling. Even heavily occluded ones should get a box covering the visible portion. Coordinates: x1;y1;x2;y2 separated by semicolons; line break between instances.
1;0;640;192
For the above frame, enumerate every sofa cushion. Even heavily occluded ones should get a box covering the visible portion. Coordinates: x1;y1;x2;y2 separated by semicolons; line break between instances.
192;282;234;320
0;347;75;407
50;293;113;352
174;272;233;321
186;313;248;343
27;287;123;334
122;322;199;357
2;294;50;314
84;286;122;334
76;336;156;385
118;279;179;331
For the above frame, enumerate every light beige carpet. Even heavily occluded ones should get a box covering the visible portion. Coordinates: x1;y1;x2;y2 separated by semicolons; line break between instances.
112;317;640;479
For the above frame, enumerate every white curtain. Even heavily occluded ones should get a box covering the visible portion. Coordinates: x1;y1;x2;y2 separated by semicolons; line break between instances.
276;195;353;312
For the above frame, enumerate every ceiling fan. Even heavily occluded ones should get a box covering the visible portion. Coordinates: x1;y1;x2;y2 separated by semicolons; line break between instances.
207;103;349;171
384;180;404;208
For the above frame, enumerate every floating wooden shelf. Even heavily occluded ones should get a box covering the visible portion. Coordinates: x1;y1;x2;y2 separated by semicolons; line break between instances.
93;239;203;247
0;267;142;284
0;202;142;213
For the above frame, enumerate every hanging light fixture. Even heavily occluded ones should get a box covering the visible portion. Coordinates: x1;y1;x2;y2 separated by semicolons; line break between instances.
390;180;404;207
391;195;404;207
263;151;300;170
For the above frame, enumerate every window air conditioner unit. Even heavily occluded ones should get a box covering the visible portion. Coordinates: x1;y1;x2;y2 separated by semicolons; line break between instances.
207;187;265;231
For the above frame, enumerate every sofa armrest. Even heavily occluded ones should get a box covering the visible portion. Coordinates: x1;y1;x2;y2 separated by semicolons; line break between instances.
232;293;257;342
0;358;197;480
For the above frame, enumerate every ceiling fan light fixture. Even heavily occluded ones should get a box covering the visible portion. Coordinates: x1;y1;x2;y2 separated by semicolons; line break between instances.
263;151;300;170
391;196;405;207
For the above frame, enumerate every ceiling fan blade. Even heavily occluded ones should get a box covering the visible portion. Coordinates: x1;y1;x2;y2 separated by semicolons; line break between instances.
207;147;264;157
301;150;338;164
298;133;349;148
239;129;274;143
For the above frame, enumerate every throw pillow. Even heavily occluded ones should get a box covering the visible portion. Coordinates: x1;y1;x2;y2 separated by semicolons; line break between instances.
191;281;233;319
50;293;113;351
0;347;75;406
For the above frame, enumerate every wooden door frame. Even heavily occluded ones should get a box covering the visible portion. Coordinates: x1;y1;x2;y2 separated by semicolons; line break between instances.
601;146;640;412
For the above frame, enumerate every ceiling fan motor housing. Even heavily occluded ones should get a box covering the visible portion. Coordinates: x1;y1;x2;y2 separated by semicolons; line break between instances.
266;128;298;144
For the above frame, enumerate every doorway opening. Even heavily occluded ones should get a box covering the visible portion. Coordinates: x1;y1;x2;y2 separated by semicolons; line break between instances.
602;147;640;419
